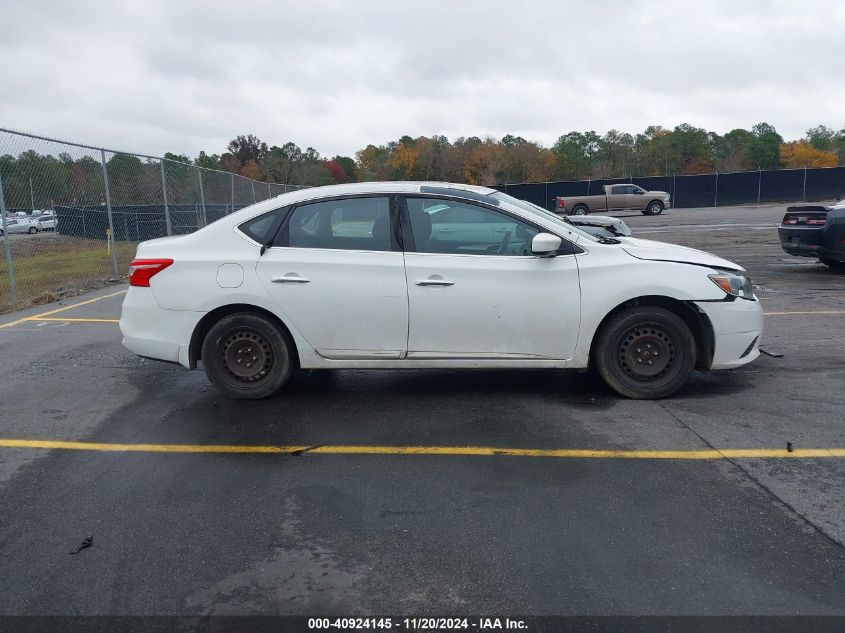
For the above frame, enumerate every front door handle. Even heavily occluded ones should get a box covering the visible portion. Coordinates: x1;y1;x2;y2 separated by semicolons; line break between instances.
416;278;454;287
271;274;310;283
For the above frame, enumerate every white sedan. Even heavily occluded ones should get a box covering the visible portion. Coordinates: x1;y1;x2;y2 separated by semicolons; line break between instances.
120;182;763;400
0;217;39;235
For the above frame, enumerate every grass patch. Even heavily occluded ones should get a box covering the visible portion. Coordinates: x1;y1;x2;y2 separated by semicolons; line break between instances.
0;234;137;312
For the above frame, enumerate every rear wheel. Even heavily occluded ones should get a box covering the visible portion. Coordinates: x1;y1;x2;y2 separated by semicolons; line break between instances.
820;258;845;271
643;201;664;216
201;313;294;399
571;205;588;216
594;306;696;399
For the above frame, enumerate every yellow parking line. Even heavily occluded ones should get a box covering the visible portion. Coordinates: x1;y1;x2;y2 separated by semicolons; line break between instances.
29;317;120;323
763;310;845;316
0;289;127;329
0;438;843;459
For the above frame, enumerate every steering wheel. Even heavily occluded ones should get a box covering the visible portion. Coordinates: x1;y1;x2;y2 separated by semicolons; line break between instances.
497;230;512;254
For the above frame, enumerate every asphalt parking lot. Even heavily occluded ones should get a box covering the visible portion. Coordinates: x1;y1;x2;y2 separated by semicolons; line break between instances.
0;202;844;617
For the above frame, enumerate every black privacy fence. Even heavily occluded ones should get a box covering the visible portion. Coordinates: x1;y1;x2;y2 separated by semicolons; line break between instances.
494;166;845;211
52;203;254;241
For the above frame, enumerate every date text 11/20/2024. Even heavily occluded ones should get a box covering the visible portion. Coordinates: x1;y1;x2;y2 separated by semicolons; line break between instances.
307;618;528;630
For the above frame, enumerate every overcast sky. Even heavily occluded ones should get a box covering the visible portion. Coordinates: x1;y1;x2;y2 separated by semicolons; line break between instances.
1;0;843;158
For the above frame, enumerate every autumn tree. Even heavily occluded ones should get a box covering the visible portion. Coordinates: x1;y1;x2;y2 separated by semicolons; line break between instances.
388;142;420;179
779;140;838;168
332;156;357;182
321;160;348;183
463;138;504;185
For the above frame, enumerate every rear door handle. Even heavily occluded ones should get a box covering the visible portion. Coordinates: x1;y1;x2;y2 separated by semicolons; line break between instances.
416;279;454;286
437;228;453;232
271;274;310;283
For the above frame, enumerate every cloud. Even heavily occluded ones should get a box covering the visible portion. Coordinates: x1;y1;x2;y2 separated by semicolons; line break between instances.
1;0;843;158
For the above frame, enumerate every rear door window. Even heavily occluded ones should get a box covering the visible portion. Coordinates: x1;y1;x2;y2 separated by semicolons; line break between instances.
285;197;393;251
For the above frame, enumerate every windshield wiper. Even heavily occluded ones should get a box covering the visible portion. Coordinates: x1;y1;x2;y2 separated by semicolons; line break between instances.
596;237;621;245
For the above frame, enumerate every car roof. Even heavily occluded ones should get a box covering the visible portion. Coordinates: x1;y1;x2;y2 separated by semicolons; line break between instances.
222;181;499;225
282;181;496;202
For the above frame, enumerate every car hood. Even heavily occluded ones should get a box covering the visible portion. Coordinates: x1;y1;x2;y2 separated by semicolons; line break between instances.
615;237;744;271
568;214;632;236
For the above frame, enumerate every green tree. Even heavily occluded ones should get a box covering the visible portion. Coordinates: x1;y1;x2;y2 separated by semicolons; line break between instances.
749;123;783;169
710;128;753;172
226;134;268;167
806;125;836;152
195;151;221;170
552;131;600;180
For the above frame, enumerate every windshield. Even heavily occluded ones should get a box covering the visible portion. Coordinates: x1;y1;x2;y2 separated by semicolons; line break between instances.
489;191;599;242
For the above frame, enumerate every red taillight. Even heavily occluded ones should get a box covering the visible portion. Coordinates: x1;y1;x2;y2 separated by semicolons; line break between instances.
782;216;797;225
806;218;827;225
129;258;173;287
556;198;565;208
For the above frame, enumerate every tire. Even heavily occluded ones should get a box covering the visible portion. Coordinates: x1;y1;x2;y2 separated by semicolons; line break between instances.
28;226;38;234
201;313;294;399
643;201;664;216
571;205;589;216
820;258;845;271
593;306;696;399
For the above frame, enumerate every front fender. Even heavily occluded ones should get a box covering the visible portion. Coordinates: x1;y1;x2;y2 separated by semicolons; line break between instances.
572;253;726;366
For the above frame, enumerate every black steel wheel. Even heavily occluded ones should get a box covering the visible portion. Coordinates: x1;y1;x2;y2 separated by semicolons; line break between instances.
594;306;696;399
202;313;293;399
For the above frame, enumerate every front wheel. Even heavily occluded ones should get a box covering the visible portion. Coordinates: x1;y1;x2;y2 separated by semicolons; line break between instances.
593;306;696;399
643;201;664;216
201;313;294;399
28;226;38;234
820;258;845;271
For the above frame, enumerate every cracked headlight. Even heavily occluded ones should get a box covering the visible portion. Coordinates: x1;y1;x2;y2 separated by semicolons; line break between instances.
708;273;754;300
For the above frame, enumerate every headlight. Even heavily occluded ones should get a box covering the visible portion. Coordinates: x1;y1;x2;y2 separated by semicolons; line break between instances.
708;273;754;300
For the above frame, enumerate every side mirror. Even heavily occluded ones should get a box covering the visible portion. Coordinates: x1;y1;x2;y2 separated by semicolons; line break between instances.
531;232;562;256
634;189;644;195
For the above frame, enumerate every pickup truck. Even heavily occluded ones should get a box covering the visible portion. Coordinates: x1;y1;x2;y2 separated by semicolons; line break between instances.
555;184;671;216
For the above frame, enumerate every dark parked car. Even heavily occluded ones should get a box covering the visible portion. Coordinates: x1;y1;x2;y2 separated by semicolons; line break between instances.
778;199;845;270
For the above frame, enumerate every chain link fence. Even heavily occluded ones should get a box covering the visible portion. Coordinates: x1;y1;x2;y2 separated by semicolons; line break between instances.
0;128;305;312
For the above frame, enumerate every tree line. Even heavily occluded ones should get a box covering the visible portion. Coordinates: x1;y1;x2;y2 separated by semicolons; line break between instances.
1;123;844;210
177;123;845;186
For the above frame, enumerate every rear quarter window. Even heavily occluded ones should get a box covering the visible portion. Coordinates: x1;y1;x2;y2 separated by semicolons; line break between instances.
239;209;286;243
